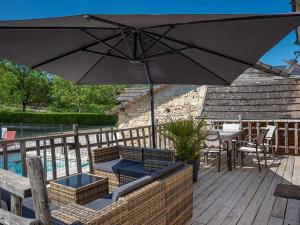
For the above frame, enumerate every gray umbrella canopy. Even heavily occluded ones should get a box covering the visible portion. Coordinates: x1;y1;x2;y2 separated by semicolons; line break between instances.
1;14;300;85
0;13;300;147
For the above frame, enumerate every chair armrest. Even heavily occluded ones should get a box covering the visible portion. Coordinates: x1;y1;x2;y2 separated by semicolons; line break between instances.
91;146;120;164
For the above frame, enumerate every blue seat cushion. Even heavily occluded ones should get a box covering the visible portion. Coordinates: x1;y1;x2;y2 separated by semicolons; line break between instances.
112;175;154;202
84;193;113;210
153;161;185;178
22;197;59;219
94;159;139;173
118;163;147;179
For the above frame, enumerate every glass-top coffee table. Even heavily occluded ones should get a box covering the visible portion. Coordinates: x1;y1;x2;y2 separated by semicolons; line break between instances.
50;173;108;205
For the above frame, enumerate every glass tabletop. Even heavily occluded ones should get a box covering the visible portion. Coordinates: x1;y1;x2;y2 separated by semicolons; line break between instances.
54;173;103;189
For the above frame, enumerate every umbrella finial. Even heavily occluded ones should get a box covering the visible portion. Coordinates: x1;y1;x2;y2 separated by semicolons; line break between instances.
83;15;91;21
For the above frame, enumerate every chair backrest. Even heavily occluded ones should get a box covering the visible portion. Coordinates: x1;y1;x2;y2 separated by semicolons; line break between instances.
222;123;240;131
265;125;276;140
204;131;220;147
257;129;268;145
3;131;16;140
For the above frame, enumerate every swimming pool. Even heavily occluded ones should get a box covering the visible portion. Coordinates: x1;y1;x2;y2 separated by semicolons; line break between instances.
0;152;88;176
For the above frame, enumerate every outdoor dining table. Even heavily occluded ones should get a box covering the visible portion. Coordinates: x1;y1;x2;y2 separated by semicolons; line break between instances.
217;129;244;171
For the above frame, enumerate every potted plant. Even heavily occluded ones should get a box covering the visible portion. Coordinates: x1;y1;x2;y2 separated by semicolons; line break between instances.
161;116;206;182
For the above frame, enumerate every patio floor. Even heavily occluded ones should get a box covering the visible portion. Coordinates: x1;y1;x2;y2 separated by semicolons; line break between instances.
187;154;300;225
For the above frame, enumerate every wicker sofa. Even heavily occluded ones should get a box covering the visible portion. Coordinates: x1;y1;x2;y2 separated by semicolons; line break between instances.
51;146;193;225
92;146;175;191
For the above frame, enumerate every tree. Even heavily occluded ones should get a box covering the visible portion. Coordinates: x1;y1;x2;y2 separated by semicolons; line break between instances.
50;76;124;113
0;61;51;111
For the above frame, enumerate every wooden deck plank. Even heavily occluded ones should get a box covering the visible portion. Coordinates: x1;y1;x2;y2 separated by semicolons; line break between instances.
195;167;254;224
205;164;267;225
187;155;300;225
252;157;287;225
284;156;300;225
236;159;281;225
193;156;247;209
270;156;294;219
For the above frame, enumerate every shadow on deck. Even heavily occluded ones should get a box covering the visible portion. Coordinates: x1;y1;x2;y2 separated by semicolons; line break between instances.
186;154;300;225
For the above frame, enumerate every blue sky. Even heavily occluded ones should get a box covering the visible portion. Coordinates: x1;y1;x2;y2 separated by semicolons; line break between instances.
1;0;300;66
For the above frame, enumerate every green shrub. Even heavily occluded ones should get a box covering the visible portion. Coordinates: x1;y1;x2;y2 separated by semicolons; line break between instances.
0;112;117;126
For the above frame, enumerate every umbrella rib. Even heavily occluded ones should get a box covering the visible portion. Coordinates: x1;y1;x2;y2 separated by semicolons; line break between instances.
140;26;174;58
82;29;132;59
141;47;190;61
31;33;121;69
84;49;128;60
120;28;133;58
143;30;254;67
76;56;104;84
76;32;130;84
141;13;300;29
0;26;119;30
83;15;133;29
142;31;230;85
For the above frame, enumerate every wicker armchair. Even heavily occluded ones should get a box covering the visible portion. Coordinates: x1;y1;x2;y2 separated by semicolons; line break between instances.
92;146;174;191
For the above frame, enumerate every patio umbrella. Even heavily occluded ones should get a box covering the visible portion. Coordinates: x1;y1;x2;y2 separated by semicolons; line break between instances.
0;13;300;147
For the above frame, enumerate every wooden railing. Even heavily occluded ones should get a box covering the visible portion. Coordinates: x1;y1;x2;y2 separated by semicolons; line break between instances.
1;119;298;182
0;124;170;182
206;119;300;155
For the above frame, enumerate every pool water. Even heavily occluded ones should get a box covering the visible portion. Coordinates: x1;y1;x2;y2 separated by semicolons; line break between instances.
0;152;88;176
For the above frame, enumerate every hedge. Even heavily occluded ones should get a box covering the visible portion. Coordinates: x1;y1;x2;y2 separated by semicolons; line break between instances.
0;112;117;126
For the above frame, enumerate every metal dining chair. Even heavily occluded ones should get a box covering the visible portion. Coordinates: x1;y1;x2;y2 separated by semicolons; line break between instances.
203;131;225;172
265;125;277;157
234;129;268;172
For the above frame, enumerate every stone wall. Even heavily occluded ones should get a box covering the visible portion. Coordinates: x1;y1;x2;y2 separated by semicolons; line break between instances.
118;85;207;129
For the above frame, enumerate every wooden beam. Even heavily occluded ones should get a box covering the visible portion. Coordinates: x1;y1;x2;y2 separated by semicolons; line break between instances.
0;169;31;198
26;156;51;225
0;208;40;225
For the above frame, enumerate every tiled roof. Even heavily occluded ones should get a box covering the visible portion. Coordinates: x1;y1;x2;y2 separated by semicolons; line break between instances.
200;68;300;120
110;85;167;113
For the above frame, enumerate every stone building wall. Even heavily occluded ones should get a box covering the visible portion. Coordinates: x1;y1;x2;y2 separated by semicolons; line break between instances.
117;85;207;129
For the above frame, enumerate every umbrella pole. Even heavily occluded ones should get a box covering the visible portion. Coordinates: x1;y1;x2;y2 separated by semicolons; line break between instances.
149;83;156;148
143;63;156;148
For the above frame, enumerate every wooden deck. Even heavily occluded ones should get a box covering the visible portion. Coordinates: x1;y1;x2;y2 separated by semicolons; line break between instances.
187;154;300;225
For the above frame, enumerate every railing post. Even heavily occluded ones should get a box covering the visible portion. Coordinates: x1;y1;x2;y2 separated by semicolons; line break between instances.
99;127;103;148
136;128;141;147
142;127;146;147
256;122;260;137
248;122;252;142
285;122;289;154
50;139;57;180
36;140;40;156
129;129;134;146
295;122;298;155
85;135;93;174
275;122;279;153
2;144;8;170
62;137;69;177
110;126;114;144
121;130;127;146
20;141;27;177
73;124;82;173
26;156;51;225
